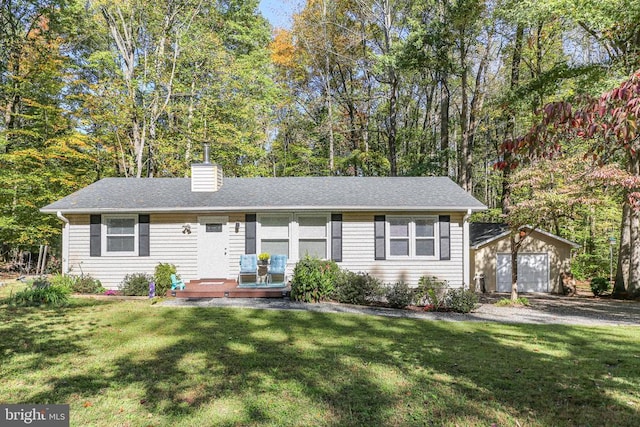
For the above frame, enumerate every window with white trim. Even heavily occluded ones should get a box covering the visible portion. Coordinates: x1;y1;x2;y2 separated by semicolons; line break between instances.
298;215;329;259
258;214;290;257
257;213;331;261
387;216;437;258
103;215;138;255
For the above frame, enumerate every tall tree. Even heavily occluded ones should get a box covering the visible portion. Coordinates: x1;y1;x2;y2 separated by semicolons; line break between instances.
84;0;275;178
501;70;640;297
0;0;97;254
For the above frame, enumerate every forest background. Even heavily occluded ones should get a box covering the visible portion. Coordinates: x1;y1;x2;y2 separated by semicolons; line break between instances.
1;0;639;293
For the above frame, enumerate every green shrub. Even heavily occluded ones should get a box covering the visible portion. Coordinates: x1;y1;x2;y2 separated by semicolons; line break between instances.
290;257;340;303
49;273;76;291
31;276;51;289
73;275;104;294
572;253;609;281
385;281;413;308
332;271;383;305
49;274;104;294
495;297;529;306
119;273;153;296
154;263;178;297
3;284;70;307
413;276;448;308
590;277;610;296
445;289;479;313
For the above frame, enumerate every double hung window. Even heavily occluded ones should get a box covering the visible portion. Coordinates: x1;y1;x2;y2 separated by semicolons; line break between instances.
259;215;290;257
388;216;437;258
103;215;137;255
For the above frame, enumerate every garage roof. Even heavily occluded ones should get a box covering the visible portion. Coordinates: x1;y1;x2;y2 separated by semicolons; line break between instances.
470;223;580;249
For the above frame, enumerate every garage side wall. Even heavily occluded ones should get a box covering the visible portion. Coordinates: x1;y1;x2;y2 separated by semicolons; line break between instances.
472;231;573;294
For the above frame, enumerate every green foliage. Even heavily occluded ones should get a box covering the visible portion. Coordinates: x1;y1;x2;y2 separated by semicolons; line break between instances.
49;273;103;294
444;289;479;313
49;273;76;290
413;276;449;308
332;271;384;305
590;277;610;296
154;263;178;297
31;277;51;289
119;273;153;297
572;253;610;280
495;297;530;307
385;281;413;309
73;275;104;294
290;257;340;303
3;284;70;307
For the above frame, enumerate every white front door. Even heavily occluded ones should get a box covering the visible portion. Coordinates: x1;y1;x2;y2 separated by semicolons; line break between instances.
197;216;229;278
497;253;549;293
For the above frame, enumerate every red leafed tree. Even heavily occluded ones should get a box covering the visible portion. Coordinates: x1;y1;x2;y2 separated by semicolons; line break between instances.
499;70;640;297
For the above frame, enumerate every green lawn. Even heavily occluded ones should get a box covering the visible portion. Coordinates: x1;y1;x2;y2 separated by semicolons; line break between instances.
1;284;639;426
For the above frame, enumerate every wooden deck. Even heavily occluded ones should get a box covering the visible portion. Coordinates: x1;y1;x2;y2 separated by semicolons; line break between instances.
167;279;290;299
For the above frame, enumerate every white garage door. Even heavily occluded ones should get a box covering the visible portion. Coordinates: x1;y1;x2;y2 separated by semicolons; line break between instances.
496;253;549;293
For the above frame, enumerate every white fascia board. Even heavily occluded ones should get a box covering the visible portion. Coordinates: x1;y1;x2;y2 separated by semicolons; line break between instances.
42;205;488;215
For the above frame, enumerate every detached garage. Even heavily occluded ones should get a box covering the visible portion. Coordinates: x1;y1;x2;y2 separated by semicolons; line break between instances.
470;223;579;294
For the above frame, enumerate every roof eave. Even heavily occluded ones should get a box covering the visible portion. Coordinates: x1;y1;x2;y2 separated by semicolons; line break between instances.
470;226;580;250
42;205;487;215
471;230;511;250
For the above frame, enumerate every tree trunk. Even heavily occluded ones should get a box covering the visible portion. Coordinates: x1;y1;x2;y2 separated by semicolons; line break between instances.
388;71;398;176
613;201;630;297
628;206;640;296
501;24;524;214
627;150;640;296
460;53;471;191
322;0;335;173
381;0;398;176
440;76;450;175
510;233;519;301
504;24;524;300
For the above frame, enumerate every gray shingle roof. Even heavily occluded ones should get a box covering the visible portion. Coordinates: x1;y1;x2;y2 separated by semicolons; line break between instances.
470;222;580;249
470;223;510;247
41;176;486;214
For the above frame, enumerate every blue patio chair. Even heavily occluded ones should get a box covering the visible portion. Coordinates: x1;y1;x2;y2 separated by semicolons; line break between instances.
238;254;258;285
267;254;287;286
170;274;185;290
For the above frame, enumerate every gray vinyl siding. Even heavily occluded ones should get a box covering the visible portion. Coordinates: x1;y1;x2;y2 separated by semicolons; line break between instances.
67;214;199;288
65;211;465;289
339;212;465;287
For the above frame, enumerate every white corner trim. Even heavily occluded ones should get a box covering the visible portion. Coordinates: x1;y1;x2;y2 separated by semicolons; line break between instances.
463;209;472;290
56;211;70;275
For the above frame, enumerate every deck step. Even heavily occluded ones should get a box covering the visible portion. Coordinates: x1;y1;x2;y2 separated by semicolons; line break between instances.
166;278;290;299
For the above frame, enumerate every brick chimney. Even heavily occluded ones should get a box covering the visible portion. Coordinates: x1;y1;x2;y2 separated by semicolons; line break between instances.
191;144;223;192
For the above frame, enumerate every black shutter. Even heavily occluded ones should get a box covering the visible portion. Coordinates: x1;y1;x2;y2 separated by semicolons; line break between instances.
374;215;385;260
331;214;342;262
90;215;101;257
439;215;450;260
139;214;150;256
245;213;256;254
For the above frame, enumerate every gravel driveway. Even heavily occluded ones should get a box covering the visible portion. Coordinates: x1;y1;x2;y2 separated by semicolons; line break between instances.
160;294;640;326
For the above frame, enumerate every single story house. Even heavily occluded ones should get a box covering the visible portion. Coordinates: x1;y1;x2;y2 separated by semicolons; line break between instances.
41;154;486;289
470;223;580;294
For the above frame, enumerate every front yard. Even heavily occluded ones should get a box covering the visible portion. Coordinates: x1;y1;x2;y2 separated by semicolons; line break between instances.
1;285;639;426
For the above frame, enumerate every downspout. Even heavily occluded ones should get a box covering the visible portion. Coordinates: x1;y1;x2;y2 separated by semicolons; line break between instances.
463;209;472;289
56;211;70;275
